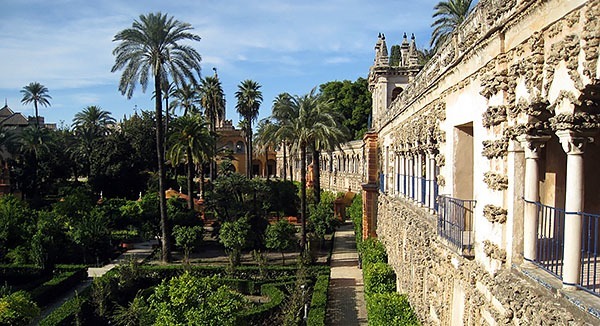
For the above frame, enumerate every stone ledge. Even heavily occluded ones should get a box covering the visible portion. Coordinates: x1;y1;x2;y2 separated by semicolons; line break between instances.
515;263;600;323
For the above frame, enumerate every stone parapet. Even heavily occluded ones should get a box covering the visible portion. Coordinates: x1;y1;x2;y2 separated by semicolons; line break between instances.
376;194;597;325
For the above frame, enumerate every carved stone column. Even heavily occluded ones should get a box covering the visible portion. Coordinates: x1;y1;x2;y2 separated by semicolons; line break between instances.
415;147;423;206
362;131;379;239
517;134;550;263
427;147;438;212
556;130;589;289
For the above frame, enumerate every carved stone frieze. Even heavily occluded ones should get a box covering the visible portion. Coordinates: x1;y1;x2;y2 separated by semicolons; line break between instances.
436;174;446;187
482;138;509;159
582;1;599;81
480;68;509;99
483;205;508;224
482;105;508;128
483;240;507;263
545;34;583;93
483;172;508;191
549;112;600;132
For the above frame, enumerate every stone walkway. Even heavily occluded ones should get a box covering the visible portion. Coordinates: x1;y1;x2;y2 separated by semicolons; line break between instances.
326;222;368;325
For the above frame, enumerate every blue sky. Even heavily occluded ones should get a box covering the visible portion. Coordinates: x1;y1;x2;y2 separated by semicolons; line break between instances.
0;0;440;128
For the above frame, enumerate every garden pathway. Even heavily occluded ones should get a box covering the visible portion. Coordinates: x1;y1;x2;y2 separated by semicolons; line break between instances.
326;222;368;325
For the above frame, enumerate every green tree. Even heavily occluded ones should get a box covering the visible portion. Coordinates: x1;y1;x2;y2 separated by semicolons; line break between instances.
72;105;116;178
149;273;246;325
319;78;371;140
265;219;296;265
219;216;250;267
430;0;474;50
171;82;200;116
112;12;202;262
112;293;154;326
280;88;347;249
20;82;51;129
235;80;263;177
389;45;401;66
254;118;278;179
270;93;295;181
172;225;203;264
0;291;40;326
199;73;225;180
167;114;214;209
0;195;33;263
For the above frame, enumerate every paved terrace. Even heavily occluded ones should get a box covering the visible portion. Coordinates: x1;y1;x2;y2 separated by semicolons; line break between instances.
326;222;368;325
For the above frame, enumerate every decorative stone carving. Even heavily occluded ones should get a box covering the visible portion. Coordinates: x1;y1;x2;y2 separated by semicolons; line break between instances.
549;112;600;131
483;205;508;224
483;172;508;191
435;154;445;167
545;34;583;94
482;105;508;128
436;175;446;187
483;240;507;263
482;139;509;159
582;1;599;81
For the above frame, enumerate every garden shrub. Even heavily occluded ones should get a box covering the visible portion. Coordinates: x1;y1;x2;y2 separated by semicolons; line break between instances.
239;283;285;325
366;292;419;326
364;262;396;295
30;267;87;306
307;273;329;326
360;238;387;266
38;289;88;326
0;290;40;326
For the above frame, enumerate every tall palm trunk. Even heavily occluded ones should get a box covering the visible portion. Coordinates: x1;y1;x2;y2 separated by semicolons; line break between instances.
312;145;321;205
300;143;307;250
282;142;287;180
186;146;194;210
34;102;39;129
288;143;294;182
155;75;171;263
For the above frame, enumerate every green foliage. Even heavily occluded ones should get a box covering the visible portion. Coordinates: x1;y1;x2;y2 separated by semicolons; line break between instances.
308;191;338;241
360;238;388;266
0;195;34;262
319;78;372;140
306;274;329;326
265;220;297;265
0;290;40;326
219;216;251;267
239;283;285;325
30;267;87;307
348;193;363;247
111;293;154;326
367;292;419;326
149;273;246;326
39;290;85;326
173;225;204;263
364;262;396;295
389;45;401;66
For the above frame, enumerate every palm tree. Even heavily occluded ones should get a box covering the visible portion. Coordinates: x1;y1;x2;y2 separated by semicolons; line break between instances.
171;82;200;116
199;73;225;180
20;82;51;129
430;0;474;50
17;126;52;200
281;88;347;249
111;12;202;263
254;119;278;179
270;93;294;181
72;106;116;178
167;114;214;209
235;80;263;177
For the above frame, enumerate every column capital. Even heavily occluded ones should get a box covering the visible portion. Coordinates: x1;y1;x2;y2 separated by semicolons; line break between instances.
556;130;594;155
516;134;551;159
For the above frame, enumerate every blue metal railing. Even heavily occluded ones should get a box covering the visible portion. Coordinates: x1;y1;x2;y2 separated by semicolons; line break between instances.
580;212;600;296
437;195;475;256
532;201;565;279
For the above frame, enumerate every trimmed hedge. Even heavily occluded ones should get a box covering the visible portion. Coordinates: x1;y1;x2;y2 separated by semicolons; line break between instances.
366;292;419;326
307;273;329;326
39;288;90;326
239;283;286;325
30;267;87;307
363;262;396;295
